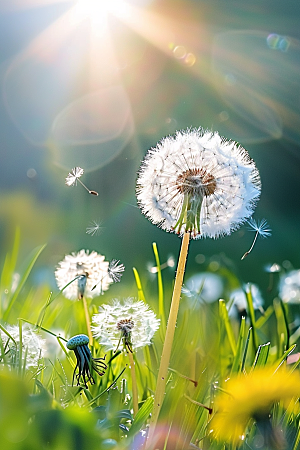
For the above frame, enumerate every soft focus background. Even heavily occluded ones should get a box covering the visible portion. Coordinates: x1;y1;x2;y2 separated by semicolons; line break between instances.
0;0;300;300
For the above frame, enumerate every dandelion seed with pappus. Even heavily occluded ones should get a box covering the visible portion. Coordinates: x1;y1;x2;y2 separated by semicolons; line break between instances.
86;220;104;236
66;334;107;388
241;217;271;260
65;166;98;196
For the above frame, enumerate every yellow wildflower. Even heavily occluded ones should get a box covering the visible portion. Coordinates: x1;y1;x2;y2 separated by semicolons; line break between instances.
211;366;300;444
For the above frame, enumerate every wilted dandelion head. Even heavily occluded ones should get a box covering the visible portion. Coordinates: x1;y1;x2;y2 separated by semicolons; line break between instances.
136;128;261;238
279;269;300;304
66;334;107;388
0;324;45;370
55;249;112;300
210;366;300;445
92;298;160;352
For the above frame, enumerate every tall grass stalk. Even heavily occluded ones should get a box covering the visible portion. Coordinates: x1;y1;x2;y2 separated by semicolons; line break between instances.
127;350;139;416
147;231;190;444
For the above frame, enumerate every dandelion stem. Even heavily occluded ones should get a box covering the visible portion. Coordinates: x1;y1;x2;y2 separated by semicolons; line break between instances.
82;296;93;344
147;231;190;445
77;179;98;196
128;350;139;416
241;231;259;260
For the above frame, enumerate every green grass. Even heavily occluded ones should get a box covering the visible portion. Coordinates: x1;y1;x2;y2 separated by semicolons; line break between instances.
1;231;300;450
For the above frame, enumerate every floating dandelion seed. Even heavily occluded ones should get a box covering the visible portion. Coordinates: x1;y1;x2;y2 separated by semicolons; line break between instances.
241;218;271;260
86;220;104;236
65;167;98;196
136;128;261;238
66;334;107;388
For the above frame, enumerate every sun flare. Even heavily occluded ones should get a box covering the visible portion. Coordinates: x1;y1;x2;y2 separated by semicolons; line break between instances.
74;0;126;25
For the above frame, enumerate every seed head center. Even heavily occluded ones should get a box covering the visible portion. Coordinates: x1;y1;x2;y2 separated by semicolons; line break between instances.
176;168;216;197
117;318;134;337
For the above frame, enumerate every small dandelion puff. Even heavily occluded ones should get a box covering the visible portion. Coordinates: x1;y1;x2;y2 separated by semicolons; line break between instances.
66;334;107;388
0;324;46;370
55;249;113;300
241;218;272;260
92;298;160;352
65;166;98;196
136;128;261;239
86;220;104;237
279;269;300;304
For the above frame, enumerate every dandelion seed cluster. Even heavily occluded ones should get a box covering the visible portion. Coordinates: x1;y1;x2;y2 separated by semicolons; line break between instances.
92;298;160;351
55;249;112;300
0;324;45;369
136;128;261;238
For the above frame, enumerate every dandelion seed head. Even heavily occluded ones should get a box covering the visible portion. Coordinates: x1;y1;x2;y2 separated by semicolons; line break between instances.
0;324;46;369
55;249;113;300
92;298;160;351
136;128;261;238
279;269;300;304
65;167;84;186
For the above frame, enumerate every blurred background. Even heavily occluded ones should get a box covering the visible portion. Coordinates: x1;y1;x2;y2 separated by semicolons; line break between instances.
0;0;299;300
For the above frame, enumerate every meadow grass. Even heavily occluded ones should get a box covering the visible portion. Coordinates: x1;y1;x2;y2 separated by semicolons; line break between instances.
0;229;300;450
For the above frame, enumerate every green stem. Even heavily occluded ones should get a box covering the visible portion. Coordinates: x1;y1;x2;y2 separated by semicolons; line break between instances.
147;231;190;445
128;350;138;416
82;296;93;345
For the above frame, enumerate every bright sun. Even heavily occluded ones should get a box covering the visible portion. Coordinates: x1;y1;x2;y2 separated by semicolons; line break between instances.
74;0;124;24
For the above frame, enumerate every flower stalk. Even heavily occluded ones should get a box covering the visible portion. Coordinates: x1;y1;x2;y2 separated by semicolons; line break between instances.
147;231;190;444
127;350;139;416
82;296;93;344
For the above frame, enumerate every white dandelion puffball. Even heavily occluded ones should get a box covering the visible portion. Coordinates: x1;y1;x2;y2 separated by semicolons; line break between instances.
55;249;112;300
0;324;46;369
228;284;264;317
92;298;160;351
136;128;261;238
183;272;224;304
279;270;300;304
